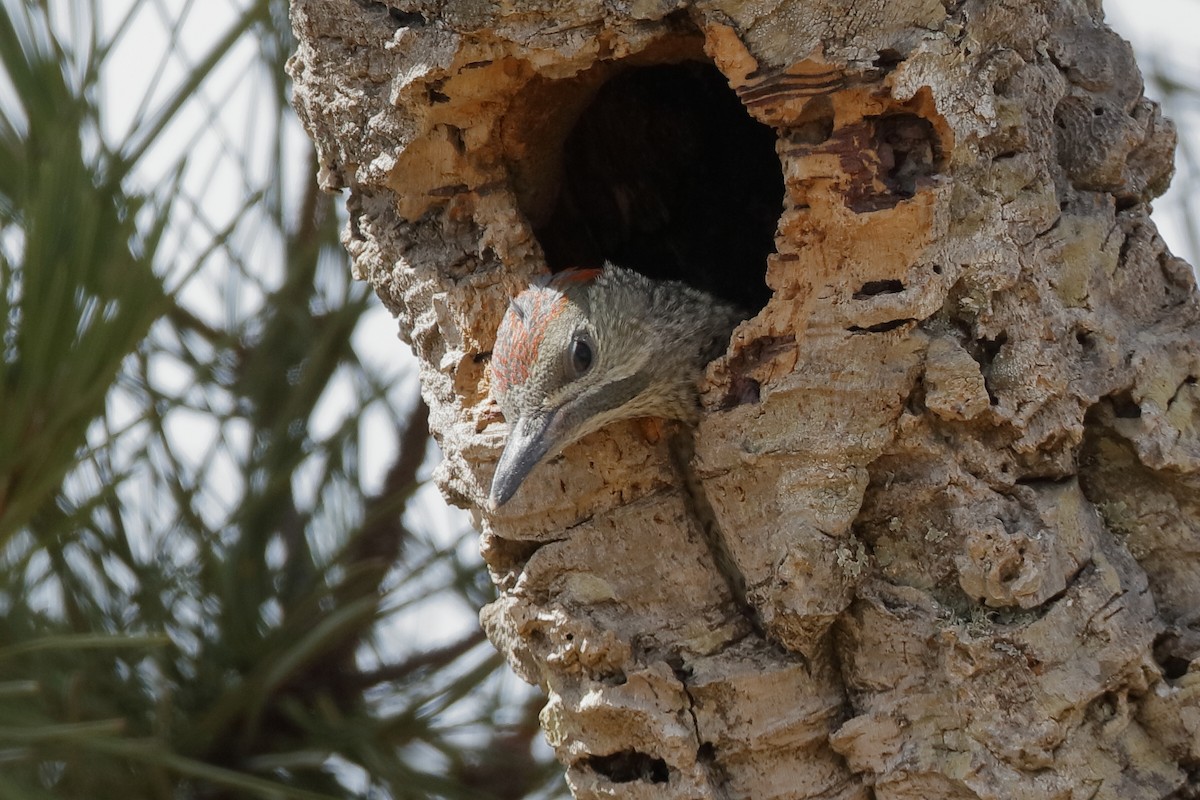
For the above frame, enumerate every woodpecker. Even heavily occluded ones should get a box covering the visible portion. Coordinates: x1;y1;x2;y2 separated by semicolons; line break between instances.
488;264;746;508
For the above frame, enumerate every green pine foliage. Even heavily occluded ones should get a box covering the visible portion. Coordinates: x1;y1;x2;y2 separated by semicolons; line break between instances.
0;2;562;797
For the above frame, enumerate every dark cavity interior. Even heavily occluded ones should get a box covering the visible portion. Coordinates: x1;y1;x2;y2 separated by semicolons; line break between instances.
536;62;783;313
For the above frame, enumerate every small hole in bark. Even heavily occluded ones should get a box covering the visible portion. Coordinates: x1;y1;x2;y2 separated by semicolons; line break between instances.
933;264;943;275
1094;692;1119;719
1110;391;1142;419
845;111;945;212
791;116;835;146
585;751;670;784
854;279;905;298
427;79;450;104
718;335;795;409
905;377;926;414
874;48;904;70
727;376;760;406
876;114;941;197
388;8;427;27
1154;632;1193;680
605;670;628;686
483;537;544;581
697;742;717;762
970;331;1007;405
665;652;692;681
789;95;835;145
535;61;782;313
847;318;916;334
972;332;1007;367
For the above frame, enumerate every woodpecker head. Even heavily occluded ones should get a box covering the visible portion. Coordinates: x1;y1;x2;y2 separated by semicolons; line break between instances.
488;264;745;508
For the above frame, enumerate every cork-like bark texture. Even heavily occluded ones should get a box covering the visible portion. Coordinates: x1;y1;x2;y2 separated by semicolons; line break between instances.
288;1;1200;797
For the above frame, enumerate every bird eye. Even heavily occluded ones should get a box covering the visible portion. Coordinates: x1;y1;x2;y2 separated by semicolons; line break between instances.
568;336;593;378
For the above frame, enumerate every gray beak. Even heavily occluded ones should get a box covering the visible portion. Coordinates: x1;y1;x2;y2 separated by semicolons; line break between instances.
489;413;556;509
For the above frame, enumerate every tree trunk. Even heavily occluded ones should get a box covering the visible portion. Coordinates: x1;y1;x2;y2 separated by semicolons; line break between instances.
288;1;1200;797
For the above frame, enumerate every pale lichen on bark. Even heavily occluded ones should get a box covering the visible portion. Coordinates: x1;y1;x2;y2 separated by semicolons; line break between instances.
289;0;1200;797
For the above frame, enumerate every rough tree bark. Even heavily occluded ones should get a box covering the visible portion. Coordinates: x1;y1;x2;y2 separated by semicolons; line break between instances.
288;1;1200;798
